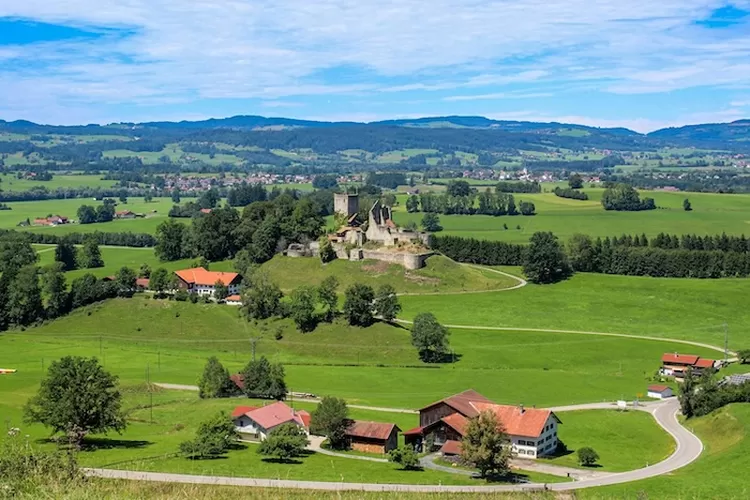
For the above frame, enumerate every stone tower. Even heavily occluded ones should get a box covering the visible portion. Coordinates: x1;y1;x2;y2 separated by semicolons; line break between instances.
334;193;359;217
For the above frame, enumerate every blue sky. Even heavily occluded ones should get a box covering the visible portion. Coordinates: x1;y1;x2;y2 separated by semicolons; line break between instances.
1;1;750;132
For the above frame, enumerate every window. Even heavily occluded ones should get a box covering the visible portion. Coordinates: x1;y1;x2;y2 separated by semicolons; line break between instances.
518;449;526;455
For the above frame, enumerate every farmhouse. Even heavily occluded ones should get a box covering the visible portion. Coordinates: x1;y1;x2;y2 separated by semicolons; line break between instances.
225;294;242;305
344;421;401;454
647;385;674;399
115;210;136;219
33;215;68;226
173;267;241;297
660;353;716;380
403;390;561;459
231;402;310;441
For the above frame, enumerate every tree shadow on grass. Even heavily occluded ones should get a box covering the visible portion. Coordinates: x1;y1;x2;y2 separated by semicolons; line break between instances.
483;471;535;484
80;437;152;452
259;457;305;465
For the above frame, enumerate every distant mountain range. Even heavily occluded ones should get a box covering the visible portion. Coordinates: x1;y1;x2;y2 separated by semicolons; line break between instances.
1;115;748;150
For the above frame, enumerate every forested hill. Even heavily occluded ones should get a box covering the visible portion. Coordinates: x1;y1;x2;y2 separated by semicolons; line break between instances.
0;115;748;152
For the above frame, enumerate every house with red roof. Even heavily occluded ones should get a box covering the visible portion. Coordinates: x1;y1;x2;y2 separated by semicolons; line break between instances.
660;353;716;380
344;421;401;454
403;389;561;459
173;267;242;297
225;294;242;306
115;210;136;219
231;402;310;441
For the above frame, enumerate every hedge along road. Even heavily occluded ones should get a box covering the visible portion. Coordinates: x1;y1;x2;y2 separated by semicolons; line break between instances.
84;399;704;492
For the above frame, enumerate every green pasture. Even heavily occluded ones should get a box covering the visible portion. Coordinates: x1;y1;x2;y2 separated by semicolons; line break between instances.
0;174;117;192
375;149;439;163
0;295;724;408
400;270;750;346
259;254;517;294
103;145;244;166
584;403;750;499
394;188;750;243
0;197;176;233
545;410;674;472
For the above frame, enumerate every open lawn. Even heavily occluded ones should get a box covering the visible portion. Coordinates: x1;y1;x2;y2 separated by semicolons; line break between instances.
393;189;750;243
1;197;176;234
260;254;517;294
544;410;674;472
0;296;723;408
0;174;118;191
584;403;750;499
400;270;750;347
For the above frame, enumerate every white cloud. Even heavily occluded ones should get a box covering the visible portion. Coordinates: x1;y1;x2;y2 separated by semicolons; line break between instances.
0;1;749;123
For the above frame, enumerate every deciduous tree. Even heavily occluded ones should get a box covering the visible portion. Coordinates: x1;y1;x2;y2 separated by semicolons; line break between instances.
289;286;317;332
54;238;78;271
343;283;375;327
410;312;451;363
179;411;238;459
241;272;282;320
42;263;69;319
374;284;400;323
155;218;188;262
310;396;349;449
421;212;442;232
114;267;137;297
241;356;287;400
79;236;104;269
460;410;511;478
257;423;308;461
317;276;339;322
388;445;421;470
24;356;126;448
577;447;599;467
7;265;43;326
213;280;229;301
198;357;239;399
523;231;572;284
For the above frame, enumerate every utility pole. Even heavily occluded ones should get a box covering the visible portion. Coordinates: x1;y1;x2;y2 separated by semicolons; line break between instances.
724;323;729;363
250;337;258;362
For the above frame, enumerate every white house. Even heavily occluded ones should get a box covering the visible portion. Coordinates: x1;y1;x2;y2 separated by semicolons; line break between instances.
647;384;674;399
231;402;310;441
174;267;242;297
225;294;242;306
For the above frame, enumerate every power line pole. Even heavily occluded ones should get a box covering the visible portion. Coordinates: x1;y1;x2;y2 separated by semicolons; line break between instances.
250;337;258;362
724;323;729;363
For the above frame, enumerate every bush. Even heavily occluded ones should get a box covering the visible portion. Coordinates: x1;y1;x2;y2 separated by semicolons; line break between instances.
388;445;421;470
577;447;599;466
174;290;188;301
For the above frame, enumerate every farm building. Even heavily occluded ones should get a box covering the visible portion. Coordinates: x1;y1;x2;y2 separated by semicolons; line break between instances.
231;402;310;441
173;267;241;297
225;294;242;305
403;389;561;459
344;421;401;454
647;385;674;399
660;353;716;380
115;210;136;219
33;215;68;226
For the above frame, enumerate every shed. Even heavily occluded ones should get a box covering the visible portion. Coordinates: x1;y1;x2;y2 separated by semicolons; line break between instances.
647;385;674;399
344;421;401;454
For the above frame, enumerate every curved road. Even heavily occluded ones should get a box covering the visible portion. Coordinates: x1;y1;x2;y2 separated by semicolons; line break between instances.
84;398;703;493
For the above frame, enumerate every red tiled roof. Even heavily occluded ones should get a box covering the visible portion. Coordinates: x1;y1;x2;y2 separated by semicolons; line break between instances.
230;373;244;390
420;389;493;418
298;410;311;429
115;210;134;216
345;421;400;441
200;208;212;214
471;403;557;439
244;401;306;431
174;267;240;286
440;440;462;456
226;294;241;302
231;405;258;418
694;358;715;369
441;413;469;435
661;353;700;365
136;278;150;288
648;385;671;392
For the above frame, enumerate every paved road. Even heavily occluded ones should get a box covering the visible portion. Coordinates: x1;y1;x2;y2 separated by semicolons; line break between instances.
84;398;703;492
307;436;388;463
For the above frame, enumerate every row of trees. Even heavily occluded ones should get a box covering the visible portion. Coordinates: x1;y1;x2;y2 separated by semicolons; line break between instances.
53;236;104;270
680;370;750;418
553;186;589;200
0;228;156;247
77;201;116;224
198;355;287;400
495;181;541;193
156;193;325;264
408;190;535;216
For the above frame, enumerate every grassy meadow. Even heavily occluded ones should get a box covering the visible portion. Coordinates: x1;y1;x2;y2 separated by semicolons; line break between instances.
0;173;118;191
393;188;750;243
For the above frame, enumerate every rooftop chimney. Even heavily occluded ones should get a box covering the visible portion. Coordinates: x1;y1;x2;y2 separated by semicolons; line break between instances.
519;404;525;414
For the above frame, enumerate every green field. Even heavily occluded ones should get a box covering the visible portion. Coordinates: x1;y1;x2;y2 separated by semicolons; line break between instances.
103;145;244;166
393;189;750;243
1;197;176;233
0;174;118;191
260;254;517;294
0;294;723;409
400;269;750;346
545;410;674;471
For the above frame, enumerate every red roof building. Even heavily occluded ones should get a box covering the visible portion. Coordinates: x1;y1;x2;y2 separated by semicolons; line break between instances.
344;421;401;454
406;390;561;460
660;353;717;379
661;353;700;366
232;401;309;440
174;267;242;297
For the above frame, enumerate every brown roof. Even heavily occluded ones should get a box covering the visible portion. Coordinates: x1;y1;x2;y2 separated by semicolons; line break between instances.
230;373;244;390
440;440;462;456
345;421;400;441
136;278;150;288
694;358;715;369
226;294;241;302
402;426;425;436
174;267;241;286
472;403;558;438
661;353;700;365
648;385;671;392
441;413;469;435
298;410;311;429
420;389;493;418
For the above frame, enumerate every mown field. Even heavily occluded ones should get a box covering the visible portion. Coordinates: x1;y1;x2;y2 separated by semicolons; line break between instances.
393;188;750;243
400;269;750;346
0;173;118;191
0;295;722;408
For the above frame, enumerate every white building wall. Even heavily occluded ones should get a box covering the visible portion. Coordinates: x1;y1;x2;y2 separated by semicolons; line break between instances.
188;283;240;297
509;416;559;459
